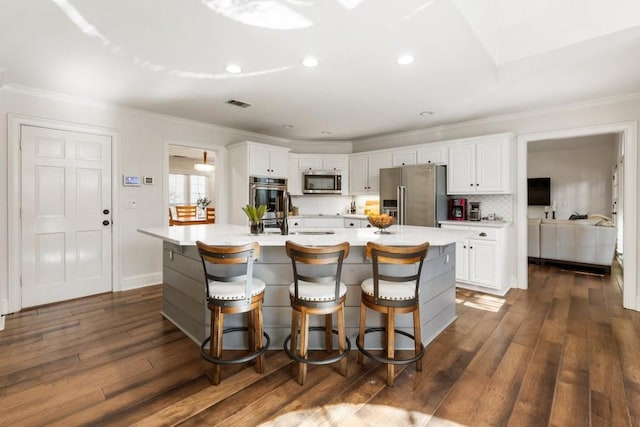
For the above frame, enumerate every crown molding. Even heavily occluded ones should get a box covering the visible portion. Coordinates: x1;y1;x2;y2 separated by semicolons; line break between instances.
353;91;640;145
1;83;291;144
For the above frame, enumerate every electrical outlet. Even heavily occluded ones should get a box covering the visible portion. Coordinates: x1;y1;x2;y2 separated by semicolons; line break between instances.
126;200;137;209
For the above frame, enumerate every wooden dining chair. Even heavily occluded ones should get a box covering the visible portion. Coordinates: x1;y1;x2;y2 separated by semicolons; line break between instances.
207;207;216;223
175;205;197;218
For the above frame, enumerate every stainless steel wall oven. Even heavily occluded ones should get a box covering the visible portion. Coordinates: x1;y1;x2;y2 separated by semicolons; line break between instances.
249;176;287;229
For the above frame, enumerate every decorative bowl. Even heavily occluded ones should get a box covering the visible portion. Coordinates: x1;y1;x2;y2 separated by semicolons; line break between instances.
367;214;395;234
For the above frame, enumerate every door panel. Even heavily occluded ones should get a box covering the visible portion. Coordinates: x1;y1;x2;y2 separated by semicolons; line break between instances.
21;125;112;307
403;165;436;227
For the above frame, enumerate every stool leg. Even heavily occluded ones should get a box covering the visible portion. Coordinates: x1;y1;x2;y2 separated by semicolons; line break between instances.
298;310;309;385
338;304;347;377
290;309;299;356
325;313;333;353
212;308;224;385
357;303;366;365
247;310;255;359
387;308;395;386
255;303;265;374
413;307;422;372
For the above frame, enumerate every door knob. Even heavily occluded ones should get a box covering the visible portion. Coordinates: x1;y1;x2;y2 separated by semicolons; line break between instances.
103;220;110;226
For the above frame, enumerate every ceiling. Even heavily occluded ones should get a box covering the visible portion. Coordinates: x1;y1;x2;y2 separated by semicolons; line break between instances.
2;0;640;142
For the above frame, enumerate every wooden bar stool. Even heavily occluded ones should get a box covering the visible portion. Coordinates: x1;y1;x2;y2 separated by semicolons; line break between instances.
283;241;351;385
196;241;270;385
356;241;430;386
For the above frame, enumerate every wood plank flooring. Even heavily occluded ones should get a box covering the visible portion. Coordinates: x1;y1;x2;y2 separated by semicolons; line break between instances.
1;263;639;426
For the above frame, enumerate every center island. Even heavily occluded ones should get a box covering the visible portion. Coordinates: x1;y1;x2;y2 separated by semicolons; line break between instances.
138;224;471;350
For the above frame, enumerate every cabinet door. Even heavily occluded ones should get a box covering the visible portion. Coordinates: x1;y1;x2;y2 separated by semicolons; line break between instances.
455;240;468;281
349;156;369;194
392;150;417;166
417;146;446;165
476;140;510;193
268;150;289;178
288;157;302;195
447;144;475;194
367;153;391;193
468;239;498;288
249;147;272;177
323;157;346;171
298;157;323;170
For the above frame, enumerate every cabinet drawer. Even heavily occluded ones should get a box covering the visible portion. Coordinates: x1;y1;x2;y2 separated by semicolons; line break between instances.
344;219;359;228
467;227;497;240
288;219;304;228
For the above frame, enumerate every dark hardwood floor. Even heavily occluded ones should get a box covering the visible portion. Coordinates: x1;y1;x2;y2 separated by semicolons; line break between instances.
1;263;639;426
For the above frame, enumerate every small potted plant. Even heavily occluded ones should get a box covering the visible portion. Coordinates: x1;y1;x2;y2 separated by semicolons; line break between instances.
242;204;267;235
197;197;211;219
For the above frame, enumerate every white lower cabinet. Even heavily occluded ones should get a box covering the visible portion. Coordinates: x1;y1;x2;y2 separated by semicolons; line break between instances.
441;223;508;293
344;218;373;228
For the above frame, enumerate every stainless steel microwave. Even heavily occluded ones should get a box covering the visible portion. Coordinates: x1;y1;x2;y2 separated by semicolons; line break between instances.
302;171;342;194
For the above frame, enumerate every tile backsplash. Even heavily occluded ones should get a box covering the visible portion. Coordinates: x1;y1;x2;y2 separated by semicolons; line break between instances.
457;194;514;223
292;193;513;222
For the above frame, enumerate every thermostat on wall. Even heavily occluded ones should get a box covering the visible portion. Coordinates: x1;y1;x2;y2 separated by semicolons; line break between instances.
143;176;154;185
123;175;141;186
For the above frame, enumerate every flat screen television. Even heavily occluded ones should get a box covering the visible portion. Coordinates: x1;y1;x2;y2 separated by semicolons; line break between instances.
528;177;551;206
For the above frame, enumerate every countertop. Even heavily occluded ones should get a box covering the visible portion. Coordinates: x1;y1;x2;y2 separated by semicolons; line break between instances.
439;220;512;228
138;224;473;247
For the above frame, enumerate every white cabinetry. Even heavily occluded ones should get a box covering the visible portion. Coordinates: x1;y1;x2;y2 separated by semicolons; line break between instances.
349;152;391;195
248;144;289;178
447;135;513;194
417;145;447;165
228;141;291;225
298;156;347;171
343;218;374;228
440;223;509;294
392;149;417;166
288;218;304;229
288;157;302;195
302;217;344;228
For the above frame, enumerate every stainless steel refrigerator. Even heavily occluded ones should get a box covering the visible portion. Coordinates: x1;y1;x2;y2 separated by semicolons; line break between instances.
379;164;447;227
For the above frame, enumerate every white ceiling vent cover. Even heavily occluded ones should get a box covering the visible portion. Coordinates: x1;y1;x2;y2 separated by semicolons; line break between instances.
226;99;252;108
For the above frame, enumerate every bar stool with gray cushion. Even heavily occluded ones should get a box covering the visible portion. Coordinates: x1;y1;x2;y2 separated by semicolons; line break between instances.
356;241;429;386
283;241;351;385
196;241;270;385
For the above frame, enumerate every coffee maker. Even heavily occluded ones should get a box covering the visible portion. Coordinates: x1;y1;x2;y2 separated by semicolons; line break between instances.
469;202;481;221
448;198;467;220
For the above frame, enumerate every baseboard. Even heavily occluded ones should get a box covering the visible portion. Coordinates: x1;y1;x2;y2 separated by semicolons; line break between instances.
0;315;5;331
120;272;162;291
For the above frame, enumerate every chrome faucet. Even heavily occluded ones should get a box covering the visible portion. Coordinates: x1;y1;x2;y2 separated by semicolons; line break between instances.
280;191;290;235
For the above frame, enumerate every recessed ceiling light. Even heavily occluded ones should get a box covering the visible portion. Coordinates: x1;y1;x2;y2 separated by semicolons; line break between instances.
302;57;319;67
321;131;332;135
420;111;434;116
282;124;294;129
397;55;415;65
225;64;242;74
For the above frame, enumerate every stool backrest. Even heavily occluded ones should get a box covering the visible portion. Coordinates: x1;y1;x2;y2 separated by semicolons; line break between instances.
196;241;260;302
366;241;430;302
206;207;216;223
285;241;350;302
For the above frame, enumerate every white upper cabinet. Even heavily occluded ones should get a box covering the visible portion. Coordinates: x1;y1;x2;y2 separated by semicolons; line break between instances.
249;145;289;177
392;149;417;166
288;156;302;195
417;145;447;165
297;156;347;171
447;135;513;194
349;152;391;194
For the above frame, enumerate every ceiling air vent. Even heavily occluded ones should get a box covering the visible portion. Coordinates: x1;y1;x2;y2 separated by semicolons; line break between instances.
226;99;252;108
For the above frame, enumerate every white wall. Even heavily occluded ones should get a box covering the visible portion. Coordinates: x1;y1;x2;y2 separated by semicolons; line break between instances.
0;85;286;311
527;141;616;219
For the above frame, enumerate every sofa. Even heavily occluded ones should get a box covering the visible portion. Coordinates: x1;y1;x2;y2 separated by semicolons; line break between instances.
528;217;617;270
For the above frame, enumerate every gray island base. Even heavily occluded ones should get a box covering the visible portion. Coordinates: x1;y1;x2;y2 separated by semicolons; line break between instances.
138;224;471;350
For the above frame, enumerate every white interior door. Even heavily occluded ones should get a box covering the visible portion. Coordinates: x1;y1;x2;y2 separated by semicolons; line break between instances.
21;125;112;307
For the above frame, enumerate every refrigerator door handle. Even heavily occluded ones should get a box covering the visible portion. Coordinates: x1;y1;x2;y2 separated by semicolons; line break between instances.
399;185;407;225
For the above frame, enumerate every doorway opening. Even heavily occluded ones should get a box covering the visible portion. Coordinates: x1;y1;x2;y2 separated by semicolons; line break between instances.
167;145;217;225
517;122;637;311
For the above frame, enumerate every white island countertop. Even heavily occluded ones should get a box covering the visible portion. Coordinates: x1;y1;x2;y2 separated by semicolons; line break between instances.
138;224;473;247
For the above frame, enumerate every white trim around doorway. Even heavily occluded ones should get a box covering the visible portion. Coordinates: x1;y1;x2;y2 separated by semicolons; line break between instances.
7;114;121;314
516;121;637;310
